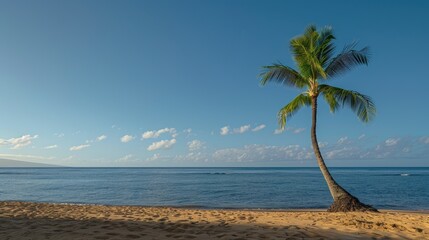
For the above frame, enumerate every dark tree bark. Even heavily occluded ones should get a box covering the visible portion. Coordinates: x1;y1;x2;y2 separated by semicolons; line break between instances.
310;96;377;212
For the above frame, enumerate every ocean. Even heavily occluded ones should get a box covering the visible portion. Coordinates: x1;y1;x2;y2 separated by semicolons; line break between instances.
0;167;428;210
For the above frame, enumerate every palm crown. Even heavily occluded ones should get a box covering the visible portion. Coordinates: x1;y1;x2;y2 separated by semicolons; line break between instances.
260;25;376;129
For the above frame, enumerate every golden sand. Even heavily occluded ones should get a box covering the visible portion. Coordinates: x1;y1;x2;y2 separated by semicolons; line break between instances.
0;201;427;239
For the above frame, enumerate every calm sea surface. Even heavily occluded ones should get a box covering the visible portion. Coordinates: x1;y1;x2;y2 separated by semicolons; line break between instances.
0;167;428;210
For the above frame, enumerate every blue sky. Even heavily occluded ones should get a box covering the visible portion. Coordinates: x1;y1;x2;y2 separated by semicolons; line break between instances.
0;0;428;167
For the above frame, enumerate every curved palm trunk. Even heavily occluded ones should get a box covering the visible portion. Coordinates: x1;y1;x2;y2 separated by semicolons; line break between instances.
311;96;377;212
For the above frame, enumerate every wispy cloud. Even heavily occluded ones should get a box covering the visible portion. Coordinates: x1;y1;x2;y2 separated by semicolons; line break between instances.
134;135;429;165
117;154;134;162
54;133;64;138
97;135;107;141
273;129;284;134
187;140;205;151
183;128;194;138
292;128;305;134
121;135;135;143
173;152;209;163
337;136;349;145
273;127;304;135
212;144;312;163
233;124;251;134
86;134;108;144
63;156;73;161
221;124;265;135
252;124;266;132
322;136;429;160
69;144;90;151
147;139;176;151
385;138;400;146
0;135;39;149
111;125;122;131
146;153;161;162
318;142;328;148
0;153;54;161
44;145;58;149
420;137;429;144
142;128;177;139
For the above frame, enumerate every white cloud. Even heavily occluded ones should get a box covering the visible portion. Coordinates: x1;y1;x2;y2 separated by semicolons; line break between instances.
125;135;429;164
337;136;349;144
385;138;400;146
319;136;429;160
220;126;229;136
142;128;177;139
220;124;256;135
146;153;161;162
147;139;177;151
97;135;107;141
183;128;194;138
212;144;312;163
72;130;81;135
54;133;64;138
117;154;134;162
326;147;355;159
86;135;108;143
44;145;58;149
293;128;305;134
174;152;209;163
233;125;251;134
111;125;122;130
0;135;39;149
252;124;266;132
422;137;429;144
121;135;135;143
273;129;284;134
69;144;90;151
188;140;205;151
0;153;54;161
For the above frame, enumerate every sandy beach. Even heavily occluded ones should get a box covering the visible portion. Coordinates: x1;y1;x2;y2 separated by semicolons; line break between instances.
0;201;427;239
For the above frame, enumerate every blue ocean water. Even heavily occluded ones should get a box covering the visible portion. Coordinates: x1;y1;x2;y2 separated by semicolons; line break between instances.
0;167;428;210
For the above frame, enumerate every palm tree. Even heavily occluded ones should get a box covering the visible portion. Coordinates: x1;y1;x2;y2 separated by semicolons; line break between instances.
260;25;377;212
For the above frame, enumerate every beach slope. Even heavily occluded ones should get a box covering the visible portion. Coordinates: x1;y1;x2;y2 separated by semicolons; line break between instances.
0;201;427;239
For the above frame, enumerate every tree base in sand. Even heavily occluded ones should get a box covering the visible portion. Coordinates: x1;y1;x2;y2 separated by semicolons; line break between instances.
327;195;378;212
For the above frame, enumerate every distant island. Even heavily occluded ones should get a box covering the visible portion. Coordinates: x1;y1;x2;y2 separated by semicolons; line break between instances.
0;159;61;168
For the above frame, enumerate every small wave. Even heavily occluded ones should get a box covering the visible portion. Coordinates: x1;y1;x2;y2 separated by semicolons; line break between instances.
400;173;410;176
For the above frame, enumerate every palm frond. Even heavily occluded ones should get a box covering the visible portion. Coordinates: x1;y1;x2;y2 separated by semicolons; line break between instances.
322;90;339;112
260;64;307;88
319;84;376;122
316;26;336;69
325;42;370;78
278;93;311;129
290;26;327;79
290;38;313;78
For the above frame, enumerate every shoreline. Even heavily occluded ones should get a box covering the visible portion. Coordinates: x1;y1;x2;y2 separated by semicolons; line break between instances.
1;201;428;239
2;200;429;213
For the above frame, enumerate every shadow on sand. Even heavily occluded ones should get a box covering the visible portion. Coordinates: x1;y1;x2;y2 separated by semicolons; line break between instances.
0;216;388;240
